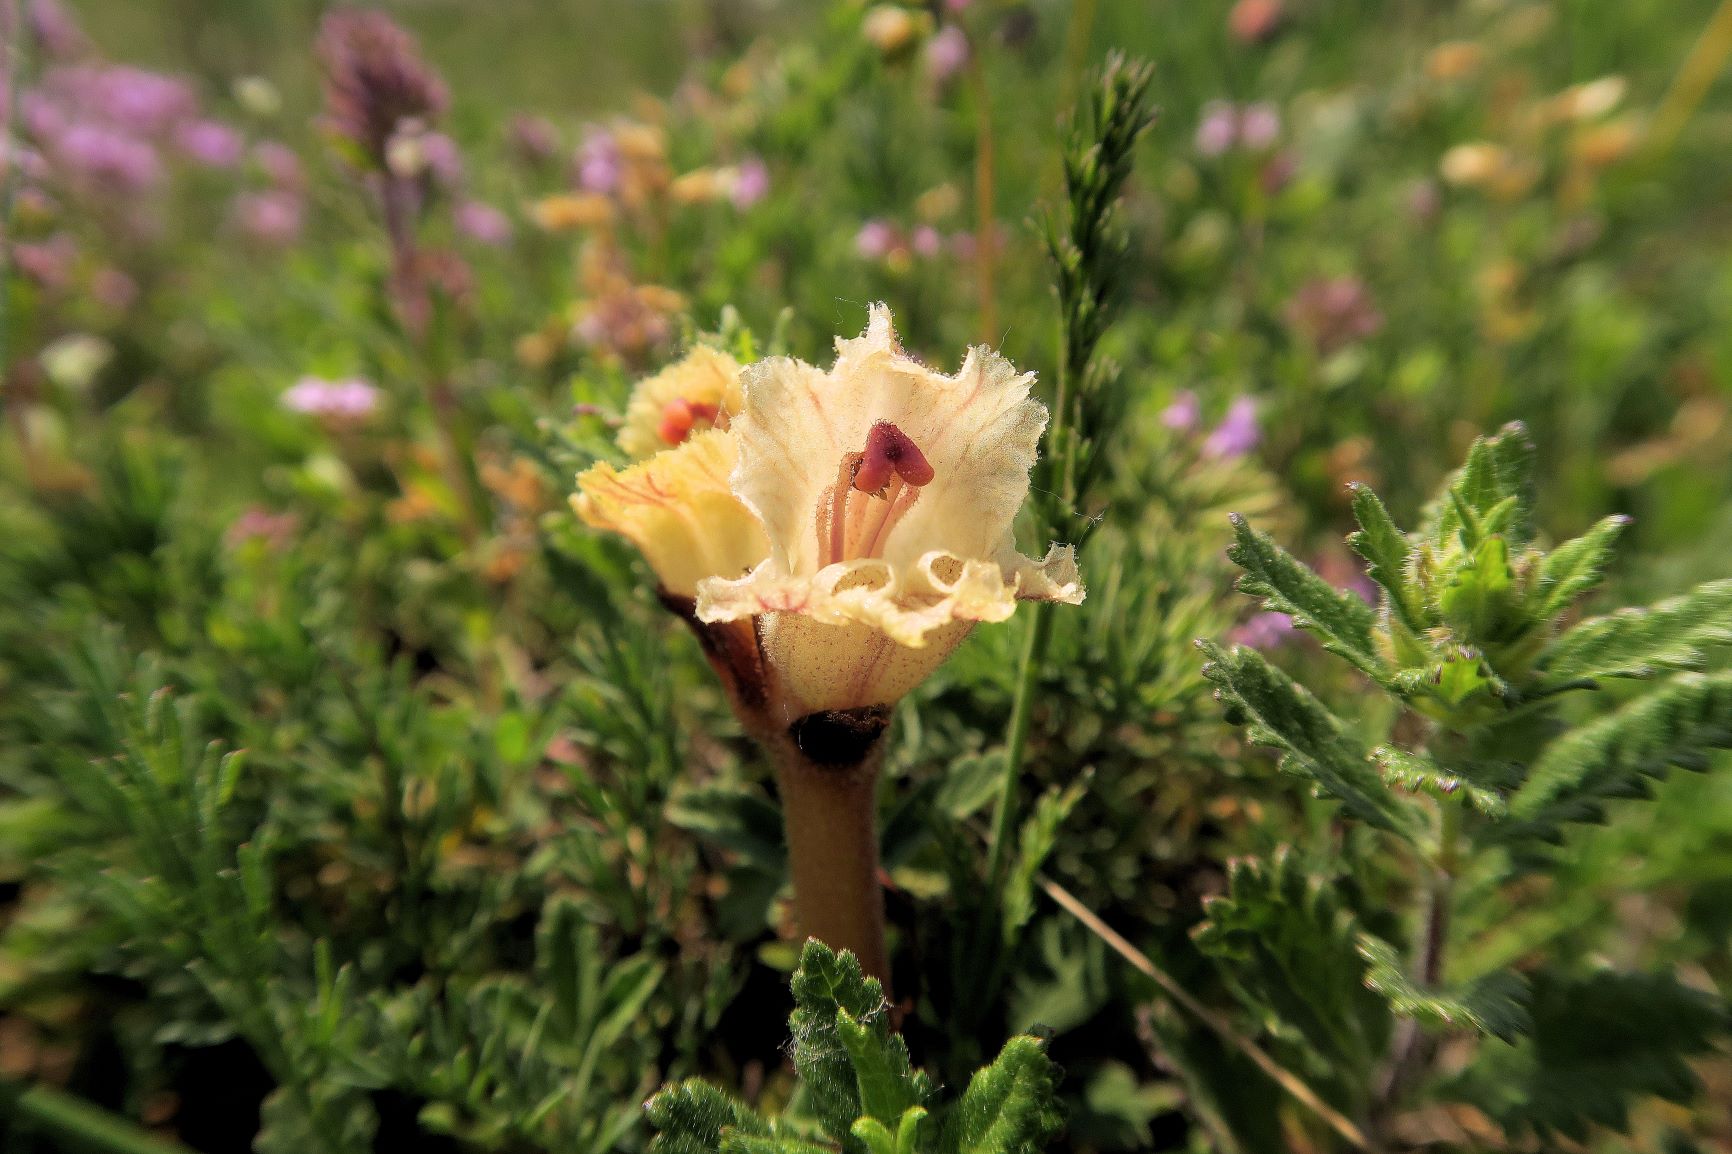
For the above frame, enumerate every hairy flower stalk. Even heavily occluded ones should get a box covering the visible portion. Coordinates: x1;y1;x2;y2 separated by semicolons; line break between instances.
575;309;1081;981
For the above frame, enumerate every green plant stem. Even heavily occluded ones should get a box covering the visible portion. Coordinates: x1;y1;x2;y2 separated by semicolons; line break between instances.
1057;0;1099;115
985;599;1054;889
771;736;890;988
1373;797;1462;1117
3;1080;194;1154
1647;0;1732;160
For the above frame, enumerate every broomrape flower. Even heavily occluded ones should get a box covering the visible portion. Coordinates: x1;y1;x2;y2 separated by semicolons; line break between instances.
696;305;1083;717
573;345;758;598
575;307;1082;721
615;344;743;460
316;8;448;171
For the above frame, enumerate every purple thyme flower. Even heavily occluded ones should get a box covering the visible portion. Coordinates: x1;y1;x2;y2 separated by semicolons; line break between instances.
76;65;194;134
232;190;304;246
418;130;462;186
1196;101;1282;157
1203;395;1261;459
13;233;78;289
455;200;512;246
1229;611;1295;649
926;26;970;84
855;219;896;260
226;507;300;549
1161;389;1201;431
730;155;769;209
1196;101;1238;157
911;224;942;257
1238;102;1281;150
253;141;303;189
281;375;381;420
91;267;138;312
52;122;162;190
28;0;87;60
177;119;245;167
0;140;48;183
1285;276;1384;355
508;113;560;167
575;129;620;194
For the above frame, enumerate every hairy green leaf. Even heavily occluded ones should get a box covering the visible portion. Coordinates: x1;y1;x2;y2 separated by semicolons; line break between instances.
1199;642;1419;838
1373;746;1512;818
1225;514;1387;681
835;1009;926;1126
720;1136;838;1154
1532;514;1629;621
1436;423;1536;548
1356;935;1530;1041
1450;971;1727;1141
851;1107;926;1154
935;1035;1064;1154
666;786;787;874
1003;774;1089;939
1439;535;1525;645
1501;671;1732;845
788;942;925;1151
1346;483;1422;630
647;1081;772;1154
1192;851;1389;1076
1539;579;1732;686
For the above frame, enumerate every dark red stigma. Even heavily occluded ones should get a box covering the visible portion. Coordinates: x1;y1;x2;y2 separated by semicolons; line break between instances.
852;421;934;493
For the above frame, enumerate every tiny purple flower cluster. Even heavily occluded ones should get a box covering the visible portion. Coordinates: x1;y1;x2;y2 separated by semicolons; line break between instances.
576;129;621;194
926;27;970;84
281;376;382;421
1195;100;1281;157
854;218;979;264
1162;391;1263;461
1204;396;1261;459
1285;276;1385;355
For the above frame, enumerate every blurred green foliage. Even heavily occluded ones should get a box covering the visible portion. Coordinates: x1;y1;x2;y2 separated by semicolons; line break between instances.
2;0;1731;1151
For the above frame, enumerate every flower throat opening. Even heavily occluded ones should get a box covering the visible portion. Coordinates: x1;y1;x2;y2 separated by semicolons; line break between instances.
816;421;933;567
658;398;724;446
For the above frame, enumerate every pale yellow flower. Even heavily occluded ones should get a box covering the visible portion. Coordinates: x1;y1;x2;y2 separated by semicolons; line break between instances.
1424;40;1484;82
1439;141;1509;187
1551;76;1626;123
531;193;616;232
572;428;767;599
696;305;1082;715
1573;116;1641;168
616;345;745;460
862;6;921;56
670;168;729;205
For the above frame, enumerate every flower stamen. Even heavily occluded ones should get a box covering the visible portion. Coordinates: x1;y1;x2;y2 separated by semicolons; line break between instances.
816;421;933;566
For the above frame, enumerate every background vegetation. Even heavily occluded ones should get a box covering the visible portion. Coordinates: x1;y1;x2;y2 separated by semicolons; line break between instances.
3;0;1732;1150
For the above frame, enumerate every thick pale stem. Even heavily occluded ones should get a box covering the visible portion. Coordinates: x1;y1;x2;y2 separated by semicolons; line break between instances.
771;735;890;987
